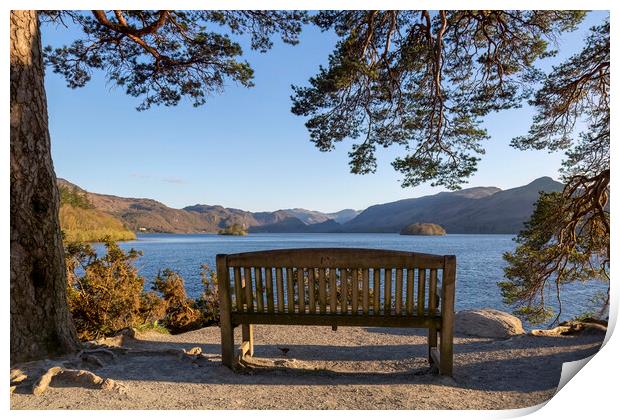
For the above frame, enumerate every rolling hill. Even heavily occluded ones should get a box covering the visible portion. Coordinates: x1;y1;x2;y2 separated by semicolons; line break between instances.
341;177;563;234
57;179;360;234
57;181;135;242
57;176;563;235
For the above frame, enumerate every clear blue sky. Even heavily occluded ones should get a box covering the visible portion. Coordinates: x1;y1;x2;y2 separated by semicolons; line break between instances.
42;11;608;213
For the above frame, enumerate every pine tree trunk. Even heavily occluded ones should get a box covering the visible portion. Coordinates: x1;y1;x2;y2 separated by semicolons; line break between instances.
10;10;78;364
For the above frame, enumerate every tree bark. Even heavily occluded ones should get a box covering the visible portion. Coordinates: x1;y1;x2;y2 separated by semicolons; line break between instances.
10;10;78;364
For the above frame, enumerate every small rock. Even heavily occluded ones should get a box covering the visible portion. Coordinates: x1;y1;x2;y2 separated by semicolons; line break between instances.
455;309;525;338
185;347;203;356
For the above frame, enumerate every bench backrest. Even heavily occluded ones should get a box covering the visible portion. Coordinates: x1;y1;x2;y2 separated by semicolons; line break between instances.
217;248;456;318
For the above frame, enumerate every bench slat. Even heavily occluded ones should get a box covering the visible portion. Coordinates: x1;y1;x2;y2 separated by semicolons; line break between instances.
265;268;275;313
275;267;285;313
417;268;426;316
429;269;438;313
232;312;442;329
308;268;316;314
373;268;380;314
395;268;403;315
351;269;359;314
233;267;244;312
340;269;348;314
318;268;327;314
384;268;392;315
244;267;254;312
225;248;444;269
255;267;264;313
362;269;369;315
286;268;295;313
297;268;306;314
329;268;337;314
406;268;414;315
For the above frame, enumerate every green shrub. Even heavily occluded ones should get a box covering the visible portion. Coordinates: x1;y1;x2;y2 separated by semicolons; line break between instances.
152;269;205;334
134;320;170;335
66;239;221;339
65;239;166;340
195;264;219;324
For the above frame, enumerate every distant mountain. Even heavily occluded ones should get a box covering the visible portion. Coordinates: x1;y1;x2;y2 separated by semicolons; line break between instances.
255;208;360;225
57;176;563;235
57;179;359;234
278;209;332;225
249;217;307;233
249;218;342;233
342;177;563;234
326;209;361;224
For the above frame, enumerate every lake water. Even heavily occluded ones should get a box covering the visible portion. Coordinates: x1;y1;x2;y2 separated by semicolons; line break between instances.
99;233;607;328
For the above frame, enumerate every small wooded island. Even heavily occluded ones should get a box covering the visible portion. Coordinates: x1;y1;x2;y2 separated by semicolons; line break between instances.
400;223;446;236
218;224;248;236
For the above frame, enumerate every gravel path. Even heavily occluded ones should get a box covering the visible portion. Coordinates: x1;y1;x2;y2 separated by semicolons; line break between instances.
10;325;603;410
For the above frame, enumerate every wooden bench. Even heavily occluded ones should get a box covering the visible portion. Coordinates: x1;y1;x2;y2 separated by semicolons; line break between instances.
217;248;456;375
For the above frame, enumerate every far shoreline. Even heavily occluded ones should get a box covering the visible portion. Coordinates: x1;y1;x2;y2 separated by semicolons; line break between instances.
128;231;519;240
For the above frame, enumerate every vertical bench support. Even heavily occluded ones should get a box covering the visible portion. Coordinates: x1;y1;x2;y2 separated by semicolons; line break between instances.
428;328;438;364
241;324;254;357
439;255;456;376
217;254;235;368
427;269;438;364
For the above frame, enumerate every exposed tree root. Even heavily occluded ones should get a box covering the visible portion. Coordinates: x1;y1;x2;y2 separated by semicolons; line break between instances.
32;366;126;395
11;369;28;384
11;341;214;396
531;320;607;337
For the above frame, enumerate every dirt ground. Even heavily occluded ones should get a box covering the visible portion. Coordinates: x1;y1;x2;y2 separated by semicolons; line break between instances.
10;324;603;410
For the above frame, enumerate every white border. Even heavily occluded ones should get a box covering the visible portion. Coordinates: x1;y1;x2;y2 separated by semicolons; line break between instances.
3;1;617;419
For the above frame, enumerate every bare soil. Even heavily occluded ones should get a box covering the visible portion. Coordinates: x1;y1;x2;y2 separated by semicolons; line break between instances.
10;325;603;410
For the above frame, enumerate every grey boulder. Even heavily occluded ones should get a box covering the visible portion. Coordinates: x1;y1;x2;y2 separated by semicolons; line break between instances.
455;309;525;338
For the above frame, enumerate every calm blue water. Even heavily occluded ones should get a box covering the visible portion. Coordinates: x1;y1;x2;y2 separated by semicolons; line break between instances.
96;233;607;327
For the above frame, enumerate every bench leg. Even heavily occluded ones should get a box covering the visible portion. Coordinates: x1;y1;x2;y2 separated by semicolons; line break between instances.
220;316;235;369
428;326;437;365
439;325;453;376
241;324;254;357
